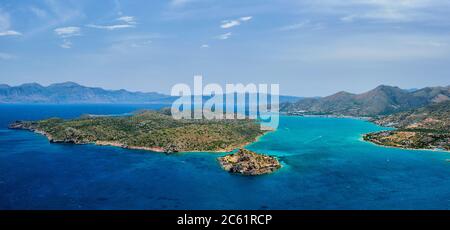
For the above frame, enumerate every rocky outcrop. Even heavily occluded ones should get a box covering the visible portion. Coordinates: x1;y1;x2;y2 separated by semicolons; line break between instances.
218;149;281;176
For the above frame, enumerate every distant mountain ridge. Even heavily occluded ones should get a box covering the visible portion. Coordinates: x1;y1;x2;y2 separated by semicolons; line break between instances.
0;82;303;104
0;82;176;104
281;85;450;117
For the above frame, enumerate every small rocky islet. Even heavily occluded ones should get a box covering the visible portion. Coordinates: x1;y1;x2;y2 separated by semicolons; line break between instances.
218;149;281;176
9;110;281;175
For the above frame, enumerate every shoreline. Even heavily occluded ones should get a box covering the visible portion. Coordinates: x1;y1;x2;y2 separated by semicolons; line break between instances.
285;115;448;154
359;136;450;153
281;113;372;120
95;129;273;154
12;125;272;154
286;114;450;154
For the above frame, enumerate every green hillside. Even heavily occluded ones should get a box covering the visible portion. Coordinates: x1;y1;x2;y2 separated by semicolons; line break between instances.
364;101;450;151
9;110;266;153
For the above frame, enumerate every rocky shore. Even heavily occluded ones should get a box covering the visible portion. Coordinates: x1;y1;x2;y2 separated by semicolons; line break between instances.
8;111;267;155
363;101;450;152
218;149;281;175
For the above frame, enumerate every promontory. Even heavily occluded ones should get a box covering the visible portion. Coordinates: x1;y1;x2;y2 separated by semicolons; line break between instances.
8;110;267;153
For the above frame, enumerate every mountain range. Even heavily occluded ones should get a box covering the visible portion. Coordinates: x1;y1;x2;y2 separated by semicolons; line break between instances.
0;82;176;104
281;85;450;117
0;82;302;104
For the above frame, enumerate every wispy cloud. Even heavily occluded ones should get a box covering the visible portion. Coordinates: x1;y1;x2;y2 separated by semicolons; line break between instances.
0;52;16;60
0;9;22;36
60;39;73;49
54;26;81;38
54;27;81;48
279;20;323;31
26;0;84;38
240;16;252;21
216;32;232;40
87;15;137;31
0;30;22;36
299;0;450;23
29;6;48;19
108;34;157;51
87;24;134;30
279;20;310;31
201;44;209;48
221;20;240;29
288;33;450;61
220;16;253;29
170;0;194;8
117;16;136;24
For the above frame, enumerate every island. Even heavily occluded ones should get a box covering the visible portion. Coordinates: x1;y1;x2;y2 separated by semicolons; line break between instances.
363;101;450;151
8;110;267;153
218;149;282;175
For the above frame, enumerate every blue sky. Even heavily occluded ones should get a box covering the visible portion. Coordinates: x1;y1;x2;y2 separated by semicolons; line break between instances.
1;0;450;96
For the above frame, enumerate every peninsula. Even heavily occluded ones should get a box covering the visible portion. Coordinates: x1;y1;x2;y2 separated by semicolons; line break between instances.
363;101;450;151
8;110;267;153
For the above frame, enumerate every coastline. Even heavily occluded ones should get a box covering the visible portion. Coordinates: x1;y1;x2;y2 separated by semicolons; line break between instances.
100;128;274;154
359;136;450;153
286;115;450;153
12;125;273;154
281;113;371;120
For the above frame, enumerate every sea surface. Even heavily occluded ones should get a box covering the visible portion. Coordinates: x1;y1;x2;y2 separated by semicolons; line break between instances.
0;104;449;210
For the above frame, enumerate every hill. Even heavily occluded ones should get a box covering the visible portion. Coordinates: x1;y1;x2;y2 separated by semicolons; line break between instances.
281;85;450;117
8;110;267;153
0;82;176;104
364;101;450;151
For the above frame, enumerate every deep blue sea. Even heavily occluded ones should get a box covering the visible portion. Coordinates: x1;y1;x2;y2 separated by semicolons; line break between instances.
0;105;449;210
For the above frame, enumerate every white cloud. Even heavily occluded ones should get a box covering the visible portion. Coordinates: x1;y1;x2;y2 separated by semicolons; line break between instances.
0;9;22;36
201;44;209;48
221;20;240;29
129;40;152;48
54;26;80;38
240;16;253;21
25;1;84;38
279;20;324;31
87;16;137;31
220;16;253;29
340;8;412;22
54;27;81;49
0;30;22;36
300;0;450;23
117;16;136;24
60;39;72;49
217;32;232;40
87;24;135;30
0;52;15;60
279;20;310;31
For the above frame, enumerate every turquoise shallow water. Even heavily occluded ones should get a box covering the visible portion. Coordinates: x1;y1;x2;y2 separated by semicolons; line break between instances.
0;105;449;210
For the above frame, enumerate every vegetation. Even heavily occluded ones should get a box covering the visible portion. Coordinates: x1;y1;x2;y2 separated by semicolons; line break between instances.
9;110;266;153
282;85;450;117
218;149;281;175
364;101;450;151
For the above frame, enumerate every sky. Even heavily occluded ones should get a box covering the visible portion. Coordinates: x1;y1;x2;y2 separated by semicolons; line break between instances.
1;0;450;97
